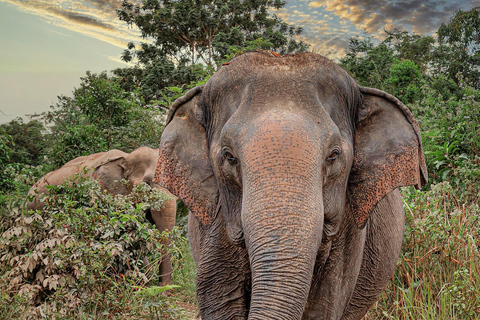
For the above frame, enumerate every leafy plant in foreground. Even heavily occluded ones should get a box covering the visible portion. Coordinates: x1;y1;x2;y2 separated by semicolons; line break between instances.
0;174;188;319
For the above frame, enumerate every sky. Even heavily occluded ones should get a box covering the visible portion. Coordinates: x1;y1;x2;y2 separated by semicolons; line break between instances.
0;0;478;124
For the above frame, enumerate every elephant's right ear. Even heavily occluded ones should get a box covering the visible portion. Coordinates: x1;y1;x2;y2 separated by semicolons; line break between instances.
155;86;219;226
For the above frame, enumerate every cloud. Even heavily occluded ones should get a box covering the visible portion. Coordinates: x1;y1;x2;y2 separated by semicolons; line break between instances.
5;0;114;30
296;32;350;60
57;10;115;30
106;55;134;66
88;0;124;10
309;1;324;8
282;0;474;60
2;0;476;64
3;0;142;49
320;0;467;36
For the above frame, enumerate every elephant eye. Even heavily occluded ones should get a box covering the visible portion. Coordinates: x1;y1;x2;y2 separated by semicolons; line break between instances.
224;151;237;166
327;150;340;161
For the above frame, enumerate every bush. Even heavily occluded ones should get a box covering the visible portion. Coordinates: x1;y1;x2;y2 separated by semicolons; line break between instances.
0;174;189;319
0;134;15;197
387;59;425;104
0;119;49;166
408;78;480;189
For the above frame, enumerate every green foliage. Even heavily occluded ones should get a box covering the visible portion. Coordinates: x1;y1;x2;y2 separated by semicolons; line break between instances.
410;79;480;186
0;133;15;197
114;0;308;104
340;37;394;89
384;29;435;70
219;37;277;63
0;174;189;319
433;8;480;88
113;58;208;104
118;0;307;67
0;133;12;165
387;59;424;104
74;72;132;127
0;118;48;166
38;71;164;167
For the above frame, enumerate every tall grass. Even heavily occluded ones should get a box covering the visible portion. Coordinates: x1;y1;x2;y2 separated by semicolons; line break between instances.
367;182;480;319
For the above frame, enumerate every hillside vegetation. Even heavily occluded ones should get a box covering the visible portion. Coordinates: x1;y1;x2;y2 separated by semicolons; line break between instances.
1;3;479;319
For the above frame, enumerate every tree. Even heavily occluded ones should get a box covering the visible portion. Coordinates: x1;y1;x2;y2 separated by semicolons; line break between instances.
340;36;394;89
384;30;435;71
340;30;437;90
115;0;308;103
432;8;480;88
118;0;307;66
387;59;424;103
113;56;208;102
0;118;48;166
0;133;15;194
40;72;164;167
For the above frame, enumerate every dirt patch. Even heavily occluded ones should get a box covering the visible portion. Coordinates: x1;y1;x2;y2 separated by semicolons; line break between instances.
177;301;200;319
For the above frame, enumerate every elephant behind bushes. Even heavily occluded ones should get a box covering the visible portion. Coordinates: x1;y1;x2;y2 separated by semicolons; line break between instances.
27;147;177;286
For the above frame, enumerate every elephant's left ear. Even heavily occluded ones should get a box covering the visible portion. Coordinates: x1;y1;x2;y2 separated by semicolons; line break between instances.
348;87;428;229
94;156;129;195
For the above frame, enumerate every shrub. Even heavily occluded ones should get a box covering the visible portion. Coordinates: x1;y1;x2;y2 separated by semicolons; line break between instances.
409;78;480;190
388;59;425;104
0;174;188;319
0;133;15;197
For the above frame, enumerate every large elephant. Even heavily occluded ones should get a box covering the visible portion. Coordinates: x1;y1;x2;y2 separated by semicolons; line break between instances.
155;52;427;319
27;147;176;286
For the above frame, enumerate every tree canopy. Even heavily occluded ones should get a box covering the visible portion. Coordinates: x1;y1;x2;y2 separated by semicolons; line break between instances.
433;7;480;87
37;72;164;167
118;0;307;66
0;118;47;166
114;0;308;102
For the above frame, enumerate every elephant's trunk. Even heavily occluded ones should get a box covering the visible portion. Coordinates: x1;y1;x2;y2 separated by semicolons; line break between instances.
240;114;323;319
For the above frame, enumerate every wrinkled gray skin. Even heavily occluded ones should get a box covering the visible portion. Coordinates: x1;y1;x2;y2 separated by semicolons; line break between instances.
27;147;177;286
156;52;427;320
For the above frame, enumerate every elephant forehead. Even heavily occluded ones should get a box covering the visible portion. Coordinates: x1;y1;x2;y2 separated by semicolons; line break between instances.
204;67;357;133
238;112;326;164
212;52;347;89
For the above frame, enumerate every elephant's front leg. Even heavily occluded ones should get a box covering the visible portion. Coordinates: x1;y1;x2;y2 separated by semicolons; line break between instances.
342;189;405;320
192;213;250;319
150;193;177;286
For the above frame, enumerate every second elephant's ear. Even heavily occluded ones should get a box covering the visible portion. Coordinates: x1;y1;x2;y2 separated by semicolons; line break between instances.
154;86;219;226
348;87;428;229
94;156;130;195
